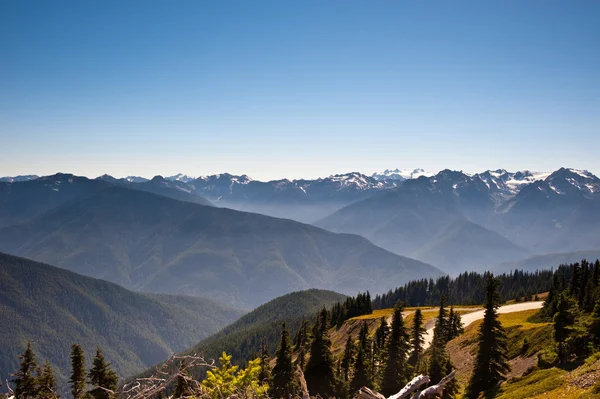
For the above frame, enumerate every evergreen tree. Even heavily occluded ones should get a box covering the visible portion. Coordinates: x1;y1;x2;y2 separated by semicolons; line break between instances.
350;321;372;392
407;309;426;370
87;348;118;399
428;299;449;390
305;308;336;398
380;303;409;396
465;275;510;399
12;341;37;399
374;317;389;352
591;298;600;348
270;323;297;398
258;338;272;385
36;361;57;399
543;273;562;318
446;307;464;341
69;344;87;399
341;336;355;383
553;292;579;364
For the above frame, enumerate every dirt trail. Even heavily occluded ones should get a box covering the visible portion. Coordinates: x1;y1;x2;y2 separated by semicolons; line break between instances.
422;301;544;349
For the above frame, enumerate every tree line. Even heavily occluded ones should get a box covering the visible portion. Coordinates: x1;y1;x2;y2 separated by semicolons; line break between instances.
540;259;600;365
372;268;564;309
9;344;117;399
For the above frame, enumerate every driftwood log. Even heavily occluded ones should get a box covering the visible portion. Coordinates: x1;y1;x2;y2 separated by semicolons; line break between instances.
356;371;455;399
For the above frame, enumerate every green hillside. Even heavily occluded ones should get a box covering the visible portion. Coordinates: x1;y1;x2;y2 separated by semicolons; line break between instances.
0;253;243;387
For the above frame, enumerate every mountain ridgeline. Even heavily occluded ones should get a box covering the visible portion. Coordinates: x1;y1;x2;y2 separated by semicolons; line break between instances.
0;252;243;388
317;168;600;274
0;185;442;308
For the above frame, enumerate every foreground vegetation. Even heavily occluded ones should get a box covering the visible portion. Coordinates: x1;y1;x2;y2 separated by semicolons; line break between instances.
3;259;600;399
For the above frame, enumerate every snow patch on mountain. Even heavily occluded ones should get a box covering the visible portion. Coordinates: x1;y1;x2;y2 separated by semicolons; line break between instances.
0;175;40;183
166;173;196;183
372;168;435;181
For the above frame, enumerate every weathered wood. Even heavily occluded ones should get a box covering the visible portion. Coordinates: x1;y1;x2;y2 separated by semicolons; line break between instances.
417;370;456;399
388;375;430;399
295;365;310;399
354;371;454;399
356;386;385;399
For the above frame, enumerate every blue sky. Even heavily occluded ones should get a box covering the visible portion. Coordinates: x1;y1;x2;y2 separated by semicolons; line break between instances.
1;1;599;180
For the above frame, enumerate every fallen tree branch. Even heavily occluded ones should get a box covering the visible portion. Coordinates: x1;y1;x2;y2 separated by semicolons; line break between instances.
416;370;456;399
355;371;454;399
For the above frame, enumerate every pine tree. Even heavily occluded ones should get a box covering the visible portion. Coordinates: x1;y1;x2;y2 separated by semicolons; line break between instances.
591;298;600;348
380;303;409;396
200;353;237;399
447;307;464;341
465;275;510;399
428;299;449;390
350;321;373;392
36;361;57;399
341;336;355;383
543;273;562;318
407;308;426;370
374;317;389;352
553;292;579;364
270;323;297;398
305;308;336;398
69;344;87;399
12;341;37;399
87;348;118;399
258;337;272;385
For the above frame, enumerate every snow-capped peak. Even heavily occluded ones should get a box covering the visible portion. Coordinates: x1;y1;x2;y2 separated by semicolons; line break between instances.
0;175;40;183
166;173;196;183
372;168;435;181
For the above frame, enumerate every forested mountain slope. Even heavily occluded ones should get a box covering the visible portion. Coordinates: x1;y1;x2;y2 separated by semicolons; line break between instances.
0;187;443;308
0;253;243;387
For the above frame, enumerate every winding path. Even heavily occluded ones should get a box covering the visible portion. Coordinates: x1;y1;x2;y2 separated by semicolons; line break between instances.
422;301;544;349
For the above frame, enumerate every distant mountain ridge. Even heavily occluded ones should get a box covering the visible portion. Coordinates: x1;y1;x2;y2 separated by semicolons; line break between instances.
0;186;443;308
317;167;600;273
0;175;39;182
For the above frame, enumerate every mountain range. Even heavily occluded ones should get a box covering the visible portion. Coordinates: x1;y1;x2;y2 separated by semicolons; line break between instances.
0;252;243;388
0;184;442;308
2;167;598;278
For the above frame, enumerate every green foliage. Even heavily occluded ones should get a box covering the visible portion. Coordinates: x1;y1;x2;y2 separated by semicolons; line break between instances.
201;353;268;399
428;296;449;388
380;303;409;396
407;309;425;371
69;344;86;399
340;336;355;383
0;253;242;389
12;342;37;399
351;321;373;392
494;368;565;399
257;338;271;386
87;348;118;399
465;274;510;399
374;268;556;309
446;307;464;341
270;325;297;398
175;289;344;383
304;309;336;398
36;361;58;399
553;292;579;363
330;292;372;327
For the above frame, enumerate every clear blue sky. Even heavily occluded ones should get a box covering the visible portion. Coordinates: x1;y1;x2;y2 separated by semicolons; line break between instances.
1;1;599;180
